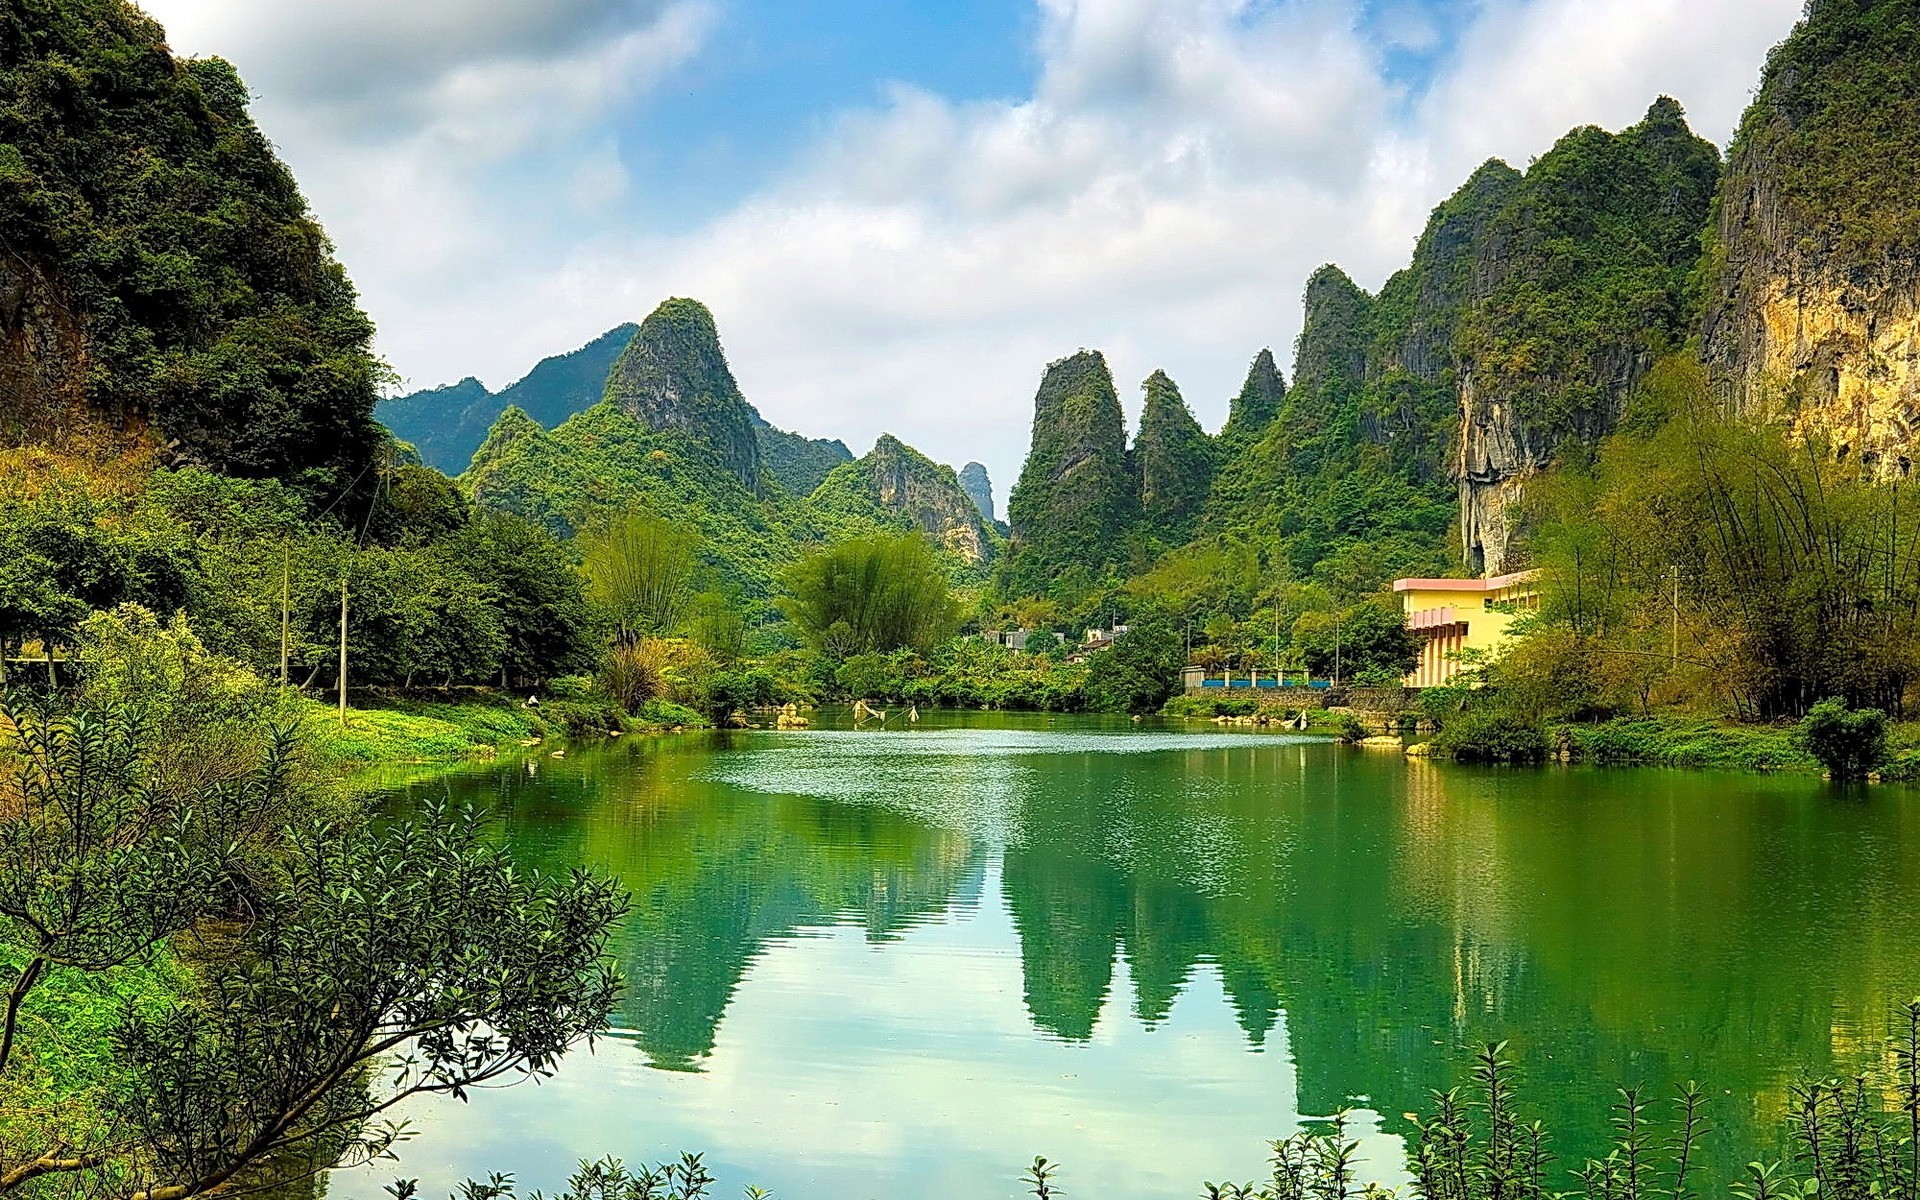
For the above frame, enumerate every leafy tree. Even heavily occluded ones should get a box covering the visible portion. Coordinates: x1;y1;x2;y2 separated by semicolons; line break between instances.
1798;698;1889;781
1084;621;1184;714
780;533;960;657
0;634;625;1198
579;512;702;645
1292;600;1419;682
451;513;596;685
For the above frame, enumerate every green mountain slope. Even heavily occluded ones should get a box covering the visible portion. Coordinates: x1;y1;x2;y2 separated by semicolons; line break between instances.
752;412;853;495
378;324;638;474
809;434;1002;568
1133;371;1214;543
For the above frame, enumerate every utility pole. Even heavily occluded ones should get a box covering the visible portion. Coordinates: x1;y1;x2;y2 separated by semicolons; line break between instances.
1671;569;1680;668
338;572;349;728
280;542;291;687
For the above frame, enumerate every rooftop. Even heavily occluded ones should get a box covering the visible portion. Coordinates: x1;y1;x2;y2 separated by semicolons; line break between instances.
1393;570;1538;594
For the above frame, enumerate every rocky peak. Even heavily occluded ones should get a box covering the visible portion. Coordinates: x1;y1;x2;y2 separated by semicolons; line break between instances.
1703;0;1920;474
847;434;996;563
603;298;762;492
1376;160;1521;383
959;462;996;524
1293;267;1374;396
1220;349;1286;446
1133;370;1214;540
1004;350;1139;596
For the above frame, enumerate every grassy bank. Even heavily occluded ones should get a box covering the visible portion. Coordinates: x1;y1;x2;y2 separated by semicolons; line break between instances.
1553;717;1818;772
299;692;709;775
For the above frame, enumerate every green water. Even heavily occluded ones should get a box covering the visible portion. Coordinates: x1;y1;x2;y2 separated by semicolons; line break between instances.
346;711;1920;1199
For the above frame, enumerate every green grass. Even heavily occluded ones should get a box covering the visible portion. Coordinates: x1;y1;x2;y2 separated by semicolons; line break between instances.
1556;717;1817;772
297;695;547;773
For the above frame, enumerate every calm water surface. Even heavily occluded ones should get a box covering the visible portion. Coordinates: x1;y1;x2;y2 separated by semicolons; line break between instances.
344;711;1920;1199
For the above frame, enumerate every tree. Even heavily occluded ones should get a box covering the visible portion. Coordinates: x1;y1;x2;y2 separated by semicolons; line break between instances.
1799;698;1889;781
0;632;625;1198
779;533;960;657
1085;621;1184;714
452;513;596;685
1292;600;1418;682
579;513;702;645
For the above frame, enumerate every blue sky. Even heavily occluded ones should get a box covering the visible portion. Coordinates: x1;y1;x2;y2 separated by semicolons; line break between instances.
144;0;1803;499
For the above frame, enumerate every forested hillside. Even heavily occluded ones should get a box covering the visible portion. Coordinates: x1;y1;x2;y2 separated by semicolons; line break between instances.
0;0;384;501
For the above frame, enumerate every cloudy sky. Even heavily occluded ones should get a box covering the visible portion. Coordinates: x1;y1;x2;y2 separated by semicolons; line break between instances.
141;0;1803;501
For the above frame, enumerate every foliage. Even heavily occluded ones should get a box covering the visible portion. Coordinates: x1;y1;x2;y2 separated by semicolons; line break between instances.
580;512;702;645
1003;351;1140;598
601;643;666;712
1085;621;1184;714
1524;360;1920;719
300;696;549;771
1432;709;1550;764
1292;601;1419;682
1799;697;1890;780
1556;717;1814;773
780;533;961;657
0;653;626;1200
753;411;854;497
1217;349;1286;450
1134;370;1215;542
0;1;384;500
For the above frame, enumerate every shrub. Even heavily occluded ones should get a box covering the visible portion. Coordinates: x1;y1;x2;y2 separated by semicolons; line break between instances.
1434;709;1550;764
1798;697;1889;780
600;644;664;712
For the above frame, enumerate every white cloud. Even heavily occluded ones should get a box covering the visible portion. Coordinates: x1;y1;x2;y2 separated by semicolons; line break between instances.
134;0;1804;499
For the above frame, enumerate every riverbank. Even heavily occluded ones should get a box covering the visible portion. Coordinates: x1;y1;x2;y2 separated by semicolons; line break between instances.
300;692;709;775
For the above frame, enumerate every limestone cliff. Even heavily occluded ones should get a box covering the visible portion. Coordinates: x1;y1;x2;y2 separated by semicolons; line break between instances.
1133;370;1214;541
1452;99;1719;573
814;435;997;564
1004;350;1138;596
959;462;996;524
1218;350;1286;448
1704;0;1920;473
603;298;762;492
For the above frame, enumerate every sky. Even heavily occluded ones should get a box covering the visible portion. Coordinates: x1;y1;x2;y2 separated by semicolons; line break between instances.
140;0;1805;505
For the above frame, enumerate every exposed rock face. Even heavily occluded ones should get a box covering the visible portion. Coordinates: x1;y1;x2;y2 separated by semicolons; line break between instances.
1704;0;1920;473
603;298;762;492
1133;370;1214;540
1450;99;1719;573
752;411;852;495
841;434;996;563
958;461;996;524
1005;350;1139;595
1218;349;1285;447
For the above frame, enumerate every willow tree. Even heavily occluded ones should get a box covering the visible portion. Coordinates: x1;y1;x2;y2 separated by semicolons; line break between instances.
578;512;702;645
779;533;960;657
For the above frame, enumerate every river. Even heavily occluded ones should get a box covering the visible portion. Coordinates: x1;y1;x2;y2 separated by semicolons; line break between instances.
342;710;1920;1199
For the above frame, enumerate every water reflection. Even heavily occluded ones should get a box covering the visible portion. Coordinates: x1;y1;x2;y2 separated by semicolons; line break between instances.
372;716;1920;1196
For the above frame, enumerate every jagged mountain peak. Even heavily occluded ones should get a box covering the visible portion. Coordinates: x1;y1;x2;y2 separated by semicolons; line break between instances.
604;298;762;492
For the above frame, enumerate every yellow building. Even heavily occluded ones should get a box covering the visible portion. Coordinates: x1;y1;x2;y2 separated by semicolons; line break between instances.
1393;571;1538;688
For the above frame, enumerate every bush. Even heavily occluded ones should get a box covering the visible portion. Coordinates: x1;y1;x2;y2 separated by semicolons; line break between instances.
1434;709;1550;764
1798;697;1889;780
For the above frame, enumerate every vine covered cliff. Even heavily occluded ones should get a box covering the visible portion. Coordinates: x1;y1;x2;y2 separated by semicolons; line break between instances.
1704;0;1920;472
1004;350;1139;596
